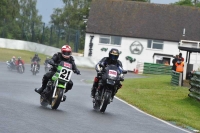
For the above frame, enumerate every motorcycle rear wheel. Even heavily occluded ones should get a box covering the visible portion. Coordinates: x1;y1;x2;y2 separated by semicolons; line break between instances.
51;88;64;110
40;95;48;107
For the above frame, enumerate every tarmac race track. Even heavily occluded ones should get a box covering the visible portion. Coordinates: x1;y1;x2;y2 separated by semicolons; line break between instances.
0;62;192;133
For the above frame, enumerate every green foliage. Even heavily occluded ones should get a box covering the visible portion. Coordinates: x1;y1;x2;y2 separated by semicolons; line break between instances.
117;75;200;130
173;0;193;6
50;0;91;51
0;0;43;41
173;0;200;7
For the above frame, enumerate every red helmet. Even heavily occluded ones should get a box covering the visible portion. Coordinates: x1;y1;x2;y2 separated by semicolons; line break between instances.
61;45;72;59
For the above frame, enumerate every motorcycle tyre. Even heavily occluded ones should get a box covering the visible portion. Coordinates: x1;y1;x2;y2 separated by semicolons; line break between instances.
100;91;110;113
93;98;100;110
51;88;64;110
18;66;23;74
33;66;36;75
40;95;48;107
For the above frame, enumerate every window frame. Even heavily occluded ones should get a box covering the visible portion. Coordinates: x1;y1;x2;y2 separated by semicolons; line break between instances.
99;35;122;45
147;39;164;50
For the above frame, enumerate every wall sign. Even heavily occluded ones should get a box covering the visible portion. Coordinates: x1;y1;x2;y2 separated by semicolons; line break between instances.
126;56;136;63
130;41;144;55
101;47;108;52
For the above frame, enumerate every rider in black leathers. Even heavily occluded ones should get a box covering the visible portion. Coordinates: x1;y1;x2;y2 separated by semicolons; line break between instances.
35;45;80;96
31;54;41;71
91;48;126;101
44;57;50;66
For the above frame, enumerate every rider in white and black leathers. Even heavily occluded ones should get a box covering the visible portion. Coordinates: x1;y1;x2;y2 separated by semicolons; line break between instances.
91;48;126;100
35;45;80;95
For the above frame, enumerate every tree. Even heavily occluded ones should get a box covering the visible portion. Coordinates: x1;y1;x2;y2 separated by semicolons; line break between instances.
0;0;20;38
172;0;200;7
18;0;43;42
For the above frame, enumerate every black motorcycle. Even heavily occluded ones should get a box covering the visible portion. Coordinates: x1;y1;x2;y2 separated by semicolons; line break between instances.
31;61;39;75
44;63;51;72
93;64;127;113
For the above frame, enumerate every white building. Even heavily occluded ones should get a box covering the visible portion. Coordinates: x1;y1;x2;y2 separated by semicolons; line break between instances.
84;0;200;71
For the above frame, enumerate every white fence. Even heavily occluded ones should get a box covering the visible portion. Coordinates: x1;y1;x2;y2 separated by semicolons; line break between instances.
0;38;97;68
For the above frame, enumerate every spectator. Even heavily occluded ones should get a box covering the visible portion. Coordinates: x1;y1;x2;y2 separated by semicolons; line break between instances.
164;61;169;66
175;59;184;86
179;53;184;62
172;55;179;71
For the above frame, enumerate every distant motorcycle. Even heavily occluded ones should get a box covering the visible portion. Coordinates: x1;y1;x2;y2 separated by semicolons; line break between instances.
6;61;17;71
31;61;39;75
39;61;80;110
93;64;127;113
44;63;51;72
18;63;24;74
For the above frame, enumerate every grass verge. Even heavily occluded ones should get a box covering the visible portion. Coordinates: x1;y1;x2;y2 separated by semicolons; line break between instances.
117;74;200;130
0;48;50;64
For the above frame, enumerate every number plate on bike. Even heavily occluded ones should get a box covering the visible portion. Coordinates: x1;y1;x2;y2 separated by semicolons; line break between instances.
58;67;72;81
108;70;117;77
107;79;115;85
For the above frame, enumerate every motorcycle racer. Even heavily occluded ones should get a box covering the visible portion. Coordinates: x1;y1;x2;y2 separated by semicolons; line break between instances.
15;57;25;72
35;44;80;96
31;54;41;71
91;48;127;101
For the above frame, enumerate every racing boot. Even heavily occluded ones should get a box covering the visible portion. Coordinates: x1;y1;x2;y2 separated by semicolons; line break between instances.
35;86;45;95
61;95;66;102
91;77;99;98
35;77;48;94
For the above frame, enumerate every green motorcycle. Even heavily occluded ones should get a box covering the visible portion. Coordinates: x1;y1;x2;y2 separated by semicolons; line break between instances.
40;61;79;110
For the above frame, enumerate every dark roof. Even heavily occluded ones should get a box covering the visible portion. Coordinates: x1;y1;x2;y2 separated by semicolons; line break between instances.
153;53;174;58
86;0;200;42
178;46;200;53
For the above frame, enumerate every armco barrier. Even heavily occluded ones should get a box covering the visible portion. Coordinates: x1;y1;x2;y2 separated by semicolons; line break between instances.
189;72;200;101
171;71;182;86
143;63;172;75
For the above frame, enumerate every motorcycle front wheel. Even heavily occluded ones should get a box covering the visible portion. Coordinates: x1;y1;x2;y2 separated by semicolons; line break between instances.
32;66;36;75
100;91;111;113
51;88;64;110
19;66;23;74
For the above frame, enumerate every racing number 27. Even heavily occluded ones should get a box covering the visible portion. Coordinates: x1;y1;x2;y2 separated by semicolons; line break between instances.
60;69;71;80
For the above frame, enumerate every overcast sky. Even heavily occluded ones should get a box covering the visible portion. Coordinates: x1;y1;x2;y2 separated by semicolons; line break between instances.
36;0;179;24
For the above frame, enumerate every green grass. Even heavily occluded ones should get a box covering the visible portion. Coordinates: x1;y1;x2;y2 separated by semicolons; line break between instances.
0;48;51;64
117;75;200;130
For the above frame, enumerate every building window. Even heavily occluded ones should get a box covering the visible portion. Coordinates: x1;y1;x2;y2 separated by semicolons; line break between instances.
99;35;121;45
147;40;163;50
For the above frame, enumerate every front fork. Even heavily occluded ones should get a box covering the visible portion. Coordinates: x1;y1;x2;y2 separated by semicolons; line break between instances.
52;80;67;101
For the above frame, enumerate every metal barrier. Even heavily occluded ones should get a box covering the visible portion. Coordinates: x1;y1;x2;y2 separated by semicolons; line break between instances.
189;72;200;100
171;70;182;86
